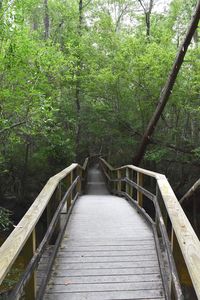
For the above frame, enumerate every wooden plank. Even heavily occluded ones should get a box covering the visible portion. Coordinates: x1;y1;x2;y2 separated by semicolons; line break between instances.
59;244;156;251
44;290;165;300
42;260;159;271
48;273;162;284
0;163;78;284
50;255;158;263
46;281;164;293
157;176;200;298
101;158;200;298
43;166;165;300
62;237;155;245
137;172;144;207
50;266;161;277
23;229;36;300
57;249;157;257
45;297;165;300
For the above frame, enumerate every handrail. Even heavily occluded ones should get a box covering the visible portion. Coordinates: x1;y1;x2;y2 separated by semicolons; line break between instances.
0;158;89;298
100;158;200;300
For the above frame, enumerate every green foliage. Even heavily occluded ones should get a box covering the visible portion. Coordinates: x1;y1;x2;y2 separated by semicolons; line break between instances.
0;0;199;206
0;207;13;231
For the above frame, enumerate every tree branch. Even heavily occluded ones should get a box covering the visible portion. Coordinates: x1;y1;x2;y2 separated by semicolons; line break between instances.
0;121;26;135
180;179;200;204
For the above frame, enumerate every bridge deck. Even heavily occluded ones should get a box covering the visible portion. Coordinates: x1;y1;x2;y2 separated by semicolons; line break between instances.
43;166;165;300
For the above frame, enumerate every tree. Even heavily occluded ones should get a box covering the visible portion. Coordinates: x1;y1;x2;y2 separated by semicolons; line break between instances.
133;1;200;166
44;0;50;39
137;0;154;37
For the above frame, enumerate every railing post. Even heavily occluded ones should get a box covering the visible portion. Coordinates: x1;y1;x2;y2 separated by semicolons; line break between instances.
117;170;121;194
67;171;73;211
171;229;192;297
113;170;118;193
129;169;134;198
111;170;115;193
77;167;82;194
24;229;36;300
125;168;130;196
137;172;143;207
156;185;168;228
47;183;61;244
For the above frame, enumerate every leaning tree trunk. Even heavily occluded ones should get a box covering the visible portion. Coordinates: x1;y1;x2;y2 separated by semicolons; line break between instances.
180;179;200;205
133;1;200;166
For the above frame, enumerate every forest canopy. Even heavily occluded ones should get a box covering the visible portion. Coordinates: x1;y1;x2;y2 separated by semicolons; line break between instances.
0;0;199;215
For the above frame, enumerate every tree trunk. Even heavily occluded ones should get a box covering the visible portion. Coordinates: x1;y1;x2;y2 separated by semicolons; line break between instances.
44;0;50;39
180;179;200;205
75;0;83;161
138;0;154;37
133;1;200;166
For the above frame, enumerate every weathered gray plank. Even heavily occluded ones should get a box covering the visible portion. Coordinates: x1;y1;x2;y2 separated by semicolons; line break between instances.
50;266;161;277
48;273;161;284
43;167;165;299
49;260;159;270
57;249;157;257
44;290;164;300
62;238;155;245
46;281;163;293
60;244;155;251
50;254;158;263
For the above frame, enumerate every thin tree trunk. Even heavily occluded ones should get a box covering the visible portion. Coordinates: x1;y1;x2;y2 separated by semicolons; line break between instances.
133;1;200;166
138;0;154;37
180;179;200;205
44;0;50;39
75;0;83;161
20;143;30;201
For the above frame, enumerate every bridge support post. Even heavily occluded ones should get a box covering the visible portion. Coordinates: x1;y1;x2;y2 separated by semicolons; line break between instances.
117;170;121;194
113;170;117;193
137;172;143;207
47;183;61;244
171;229;193;298
77;167;82;194
66;171;73;211
24;229;36;300
155;186;168;238
125;168;131;196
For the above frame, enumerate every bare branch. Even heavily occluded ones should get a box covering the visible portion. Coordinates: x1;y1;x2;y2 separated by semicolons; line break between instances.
0;121;26;135
180;179;200;204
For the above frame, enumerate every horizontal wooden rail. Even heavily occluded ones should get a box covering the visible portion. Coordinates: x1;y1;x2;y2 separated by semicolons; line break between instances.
100;158;200;300
0;158;89;299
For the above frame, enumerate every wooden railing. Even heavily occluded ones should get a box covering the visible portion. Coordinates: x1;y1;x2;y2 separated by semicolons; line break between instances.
100;158;200;300
0;158;88;300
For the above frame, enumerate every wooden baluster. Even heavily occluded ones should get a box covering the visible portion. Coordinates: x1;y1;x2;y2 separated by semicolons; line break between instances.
137;172;143;207
117;170;121;194
114;170;117;194
47;183;61;244
129;169;134;198
125;168;130;196
77;167;82;194
156;185;168;229
24;230;36;300
171;229;192;299
67;171;73;211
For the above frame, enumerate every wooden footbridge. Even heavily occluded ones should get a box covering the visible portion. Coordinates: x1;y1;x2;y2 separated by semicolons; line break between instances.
0;158;200;300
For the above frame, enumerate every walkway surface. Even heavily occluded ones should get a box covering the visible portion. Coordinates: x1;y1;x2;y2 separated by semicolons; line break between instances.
43;165;165;300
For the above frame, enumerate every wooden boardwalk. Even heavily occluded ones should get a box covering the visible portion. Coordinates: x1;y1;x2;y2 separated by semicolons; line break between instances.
43;166;165;300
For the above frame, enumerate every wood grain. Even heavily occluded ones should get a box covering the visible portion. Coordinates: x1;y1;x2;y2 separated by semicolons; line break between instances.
43;167;165;299
100;157;200;299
